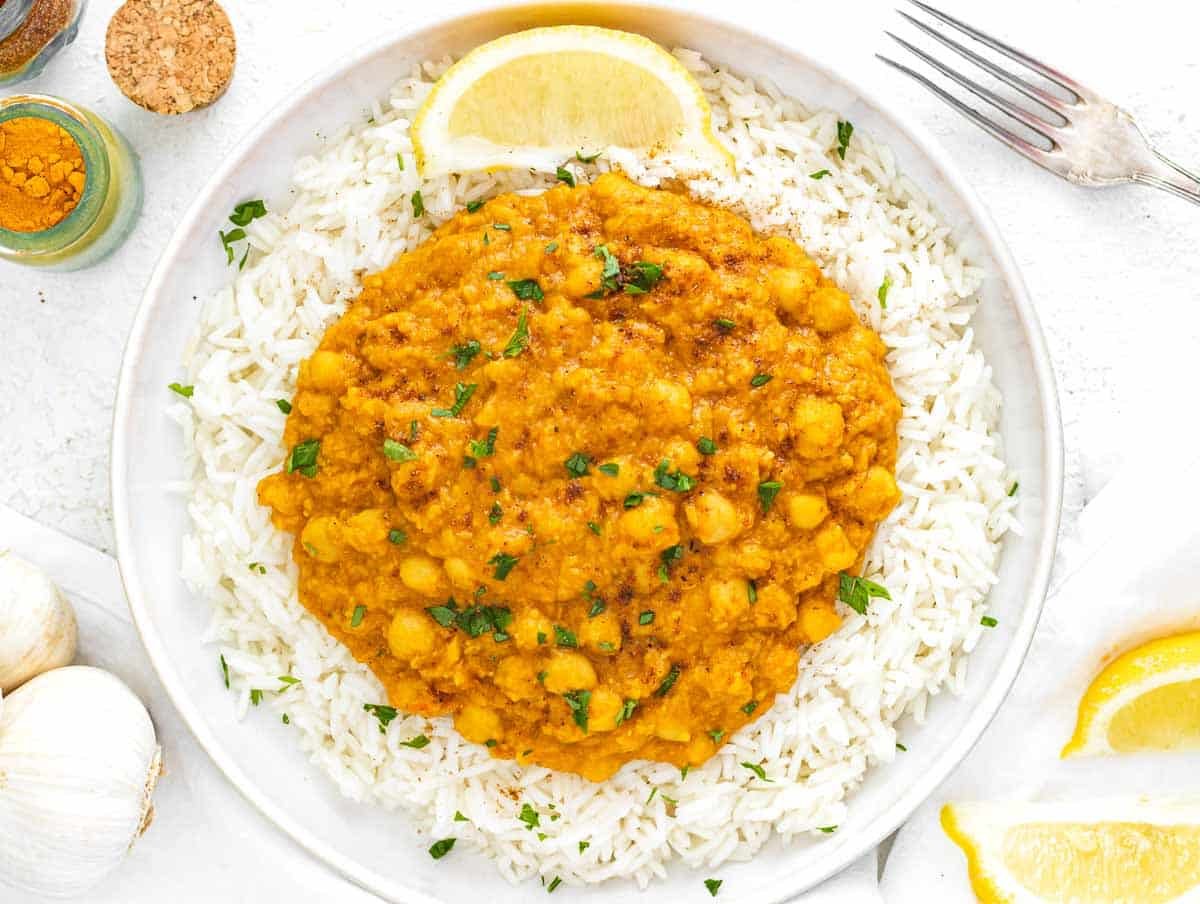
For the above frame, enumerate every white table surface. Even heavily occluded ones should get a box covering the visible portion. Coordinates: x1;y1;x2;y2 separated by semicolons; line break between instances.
1;0;1198;900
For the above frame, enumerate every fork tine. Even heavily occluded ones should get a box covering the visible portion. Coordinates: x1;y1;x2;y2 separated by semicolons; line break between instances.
884;33;1057;143
906;0;1093;102
875;54;1059;171
896;11;1073;118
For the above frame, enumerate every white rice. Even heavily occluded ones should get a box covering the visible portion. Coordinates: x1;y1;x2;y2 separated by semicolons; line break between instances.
174;51;1016;888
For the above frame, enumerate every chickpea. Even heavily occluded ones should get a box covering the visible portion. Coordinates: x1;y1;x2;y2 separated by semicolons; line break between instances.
684;489;743;545
442;556;477;590
513;610;555;651
800;601;842;643
618;495;679;547
304;350;350;390
846;466;900;521
654;720;690;743
643;378;692;428
457;704;503;745
815;522;857;571
792;398;845;459
342;508;389;553
751;582;797;630
563;259;602;298
786;493;829;530
387;609;436;659
767;266;816;317
542;651;597;693
299;516;342;563
587;688;624;732
494;655;540;702
399;555;444;596
708;579;750;626
809;285;855;334
578;612;622;653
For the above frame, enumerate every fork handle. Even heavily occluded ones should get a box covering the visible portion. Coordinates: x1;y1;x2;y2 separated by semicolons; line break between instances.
1133;149;1200;207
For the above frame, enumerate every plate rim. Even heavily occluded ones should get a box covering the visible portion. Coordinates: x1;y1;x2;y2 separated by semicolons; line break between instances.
110;1;1064;900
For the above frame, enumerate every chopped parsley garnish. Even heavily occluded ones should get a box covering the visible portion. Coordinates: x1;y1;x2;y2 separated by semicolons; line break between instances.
981;616;998;628
654;663;681;697
587;521;602;536
518;803;540;830
597;462;619;476
747;579;758;604
485;739;497;748
623;261;664;295
230;199;267;226
501;308;531;359
168;382;194;398
704;878;723;897
411;191;424;218
409;420;420;441
282;713;290;724
487;271;504;280
219;654;230;688
286;438;321;478
466;199;483;213
583;581;605;617
878;274;892;308
594;244;620;292
250;689;263;705
350;605;366;627
493;222;512;231
545;241;558;253
449;338;482;370
1008;481;1019;497
597;641;615;651
563;689;591;732
388;528;407;545
818;826;837;834
713;317;735;331
836;119;854;159
564;452;591;478
646;787;658;804
425;598;513;639
537;632;547;645
578;840;590;853
507;278;544;301
248;562;266;575
363;702;399;733
428;838;456;859
547;877;562;893
749;372;773;388
554;625;578;648
658;544;684;581
400;734;430;749
638;610;655;626
219;227;245;265
623;491;650;509
276;398;292;414
489;502;503;525
741;761;770;781
555;166;575;187
697;436;717;455
757;480;782;513
488;551;519;580
490;476;502;493
615;698;638;726
837;572;892;615
576;149;601;163
469;427;499;459
303;542;318;557
383;438;418;462
431;382;477;418
653;459;695;493
397;153;405;171
741;700;759;715
810;169;831;179
896;742;908;752
588;245;664;296
454;810;468;821
707;728;725;743
278;675;300;688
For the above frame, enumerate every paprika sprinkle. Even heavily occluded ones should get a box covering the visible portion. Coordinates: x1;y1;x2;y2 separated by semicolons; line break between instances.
0;115;86;232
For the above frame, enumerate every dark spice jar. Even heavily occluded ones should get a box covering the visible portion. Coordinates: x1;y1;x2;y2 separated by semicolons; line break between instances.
0;0;85;85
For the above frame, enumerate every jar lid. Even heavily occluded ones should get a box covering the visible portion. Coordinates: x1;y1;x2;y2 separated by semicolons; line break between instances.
104;0;236;115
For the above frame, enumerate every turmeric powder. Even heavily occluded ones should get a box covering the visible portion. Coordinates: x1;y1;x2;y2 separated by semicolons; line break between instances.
0;116;86;233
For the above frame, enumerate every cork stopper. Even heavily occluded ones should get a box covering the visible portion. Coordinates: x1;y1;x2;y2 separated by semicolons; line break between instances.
105;0;236;115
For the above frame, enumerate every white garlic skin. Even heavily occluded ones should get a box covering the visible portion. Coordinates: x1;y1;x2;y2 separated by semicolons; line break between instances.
0;666;161;898
0;550;78;693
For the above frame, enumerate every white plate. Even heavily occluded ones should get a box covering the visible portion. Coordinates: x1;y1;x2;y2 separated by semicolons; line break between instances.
111;2;1063;901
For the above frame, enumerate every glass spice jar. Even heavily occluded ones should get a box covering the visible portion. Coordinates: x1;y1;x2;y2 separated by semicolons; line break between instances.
0;0;85;85
0;94;142;270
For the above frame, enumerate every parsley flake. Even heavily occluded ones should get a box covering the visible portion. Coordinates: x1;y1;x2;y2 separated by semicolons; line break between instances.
555;166;576;187
697;436;717;455
554;625;577;648
981;615;998;627
749;372;773;388
757;480;782;513
286;438;320;478
654;663;681;697
431;382;477;418
276;398;292;414
401;734;430;749
363;702;399;733
704;878;723;897
466;199;483;213
810;169;832;179
878;274;893;308
564;452;591;478
837;572;892;615
507;278;544;301
638;610;655;626
836;119;854;159
428;838;456;859
489;551;519;580
168;382;194;398
411;191;424;218
563;689;591;732
350;604;366;627
383;439;418;462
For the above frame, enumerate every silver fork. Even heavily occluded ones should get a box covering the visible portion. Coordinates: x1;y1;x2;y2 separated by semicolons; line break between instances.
878;0;1200;207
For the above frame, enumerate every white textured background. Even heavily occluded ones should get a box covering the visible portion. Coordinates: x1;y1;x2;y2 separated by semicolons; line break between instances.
1;0;1198;899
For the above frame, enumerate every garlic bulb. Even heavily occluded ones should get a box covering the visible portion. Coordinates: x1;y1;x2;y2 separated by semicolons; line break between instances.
0;549;77;693
0;666;162;897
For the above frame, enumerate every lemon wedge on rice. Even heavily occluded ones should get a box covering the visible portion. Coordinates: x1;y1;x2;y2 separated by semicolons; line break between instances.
942;798;1200;903
1062;631;1200;757
412;26;733;177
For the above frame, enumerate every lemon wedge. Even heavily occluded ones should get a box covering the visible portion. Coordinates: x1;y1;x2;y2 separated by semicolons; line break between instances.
942;798;1200;903
1062;631;1200;758
412;26;733;176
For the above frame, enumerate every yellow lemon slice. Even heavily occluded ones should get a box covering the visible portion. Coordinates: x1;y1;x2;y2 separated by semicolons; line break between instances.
942;799;1200;904
412;26;733;177
1062;631;1200;758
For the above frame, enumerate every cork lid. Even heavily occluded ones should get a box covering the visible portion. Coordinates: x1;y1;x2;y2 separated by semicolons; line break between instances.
105;0;236;115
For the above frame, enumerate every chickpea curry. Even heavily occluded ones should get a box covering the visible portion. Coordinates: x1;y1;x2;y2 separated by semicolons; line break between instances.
258;173;901;781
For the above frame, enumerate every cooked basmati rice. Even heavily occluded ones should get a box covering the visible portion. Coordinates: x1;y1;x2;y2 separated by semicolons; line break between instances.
174;50;1016;889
